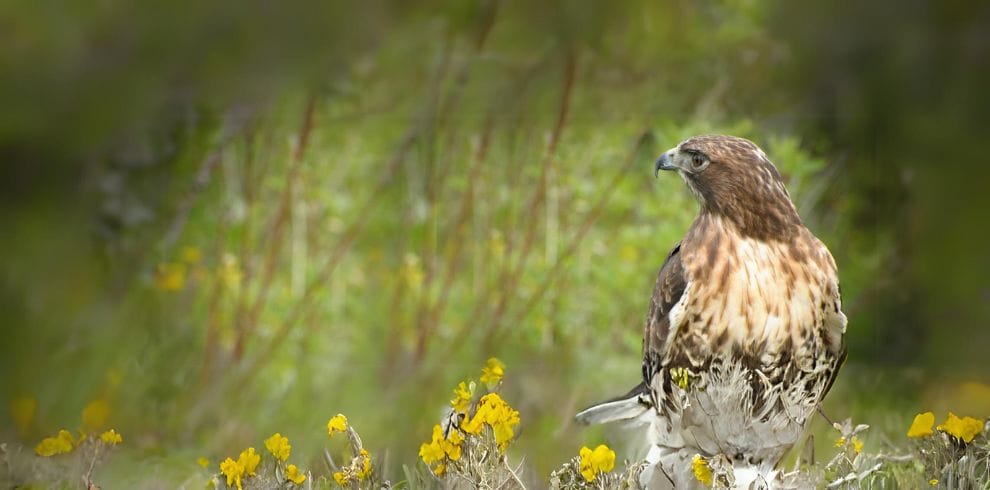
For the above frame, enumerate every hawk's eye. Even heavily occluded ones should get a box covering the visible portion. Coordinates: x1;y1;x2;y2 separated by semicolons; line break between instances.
690;153;709;171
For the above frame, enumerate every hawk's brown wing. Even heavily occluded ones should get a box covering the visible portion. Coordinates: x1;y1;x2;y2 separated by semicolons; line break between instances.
574;242;687;425
642;242;687;381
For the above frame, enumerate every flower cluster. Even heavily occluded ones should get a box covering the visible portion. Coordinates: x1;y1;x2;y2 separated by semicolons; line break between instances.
100;429;123;446
909;411;985;444
35;430;76;457
480;357;505;388
817;417;874;486
938;413;984;444
451;381;474;413
834;435;864;454
419;424;464;475
264;432;306;484
35;428;123;456
550;444;622;489
461;393;521;451
419;357;521;483
217;433;308;489
286;464;307;485
332;448;373;486
903;410;989;487
908;411;936;438
326;414;374;487
327;413;348;436
205;416;379;488
264;432;291;462
578;445;616;482
219;447;260;490
23;399;125;489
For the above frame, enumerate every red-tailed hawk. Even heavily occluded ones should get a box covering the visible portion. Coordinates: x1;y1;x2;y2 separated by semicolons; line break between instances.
577;135;847;489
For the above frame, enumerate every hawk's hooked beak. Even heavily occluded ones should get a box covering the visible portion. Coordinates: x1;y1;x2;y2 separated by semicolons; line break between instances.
655;151;678;177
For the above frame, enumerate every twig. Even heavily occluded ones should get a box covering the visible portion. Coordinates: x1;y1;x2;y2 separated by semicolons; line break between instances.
495;130;652;343
234;95;317;359
412;120;493;363
82;445;101;489
409;0;501;365
817;405;837;427
825;463;882;488
499;457;527;489
481;52;577;347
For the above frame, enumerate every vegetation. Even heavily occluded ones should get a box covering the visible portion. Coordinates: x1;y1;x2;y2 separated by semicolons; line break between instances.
2;0;989;488
7;359;988;488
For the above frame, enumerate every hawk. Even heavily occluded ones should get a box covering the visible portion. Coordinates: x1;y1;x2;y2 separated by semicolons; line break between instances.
576;135;847;489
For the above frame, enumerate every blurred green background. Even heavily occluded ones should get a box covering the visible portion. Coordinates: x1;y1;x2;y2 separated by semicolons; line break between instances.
2;0;990;486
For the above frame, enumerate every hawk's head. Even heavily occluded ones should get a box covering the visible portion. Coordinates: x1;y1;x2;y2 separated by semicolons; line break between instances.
655;134;802;239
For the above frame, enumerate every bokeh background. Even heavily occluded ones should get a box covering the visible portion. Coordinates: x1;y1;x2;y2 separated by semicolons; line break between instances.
2;0;990;486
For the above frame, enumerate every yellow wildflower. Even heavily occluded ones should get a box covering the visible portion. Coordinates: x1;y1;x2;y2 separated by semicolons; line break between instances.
286;464;307;485
419;436;445;464
35;429;75;456
433;463;446;476
327;414;348;436
82;399;110;431
480;357;505;387
333;471;349;486
264;432;291;461
55;430;75;449
9;397;36;435
181;246;202;264
908;411;935;438
451;381;473;413
156;262;186;291
692;454;713;486
834;436;846;447
852;436;863;454
420;424;463;464
220;457;244;490
447;427;465;446
579;444;616;482
357;448;372;480
462;393;520;451
937;412;984;443
197;457;210;468
237;447;260;476
99;429;122;446
443;436;462;462
493;421;516;451
929;479;938;486
462;412;483;435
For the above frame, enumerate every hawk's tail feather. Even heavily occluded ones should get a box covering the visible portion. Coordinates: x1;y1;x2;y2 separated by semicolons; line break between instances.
575;382;653;425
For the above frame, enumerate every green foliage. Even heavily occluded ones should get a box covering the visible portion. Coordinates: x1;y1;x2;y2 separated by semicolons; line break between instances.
2;0;989;487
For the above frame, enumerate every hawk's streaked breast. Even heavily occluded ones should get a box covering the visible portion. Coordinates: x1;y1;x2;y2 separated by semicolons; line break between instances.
664;213;844;368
